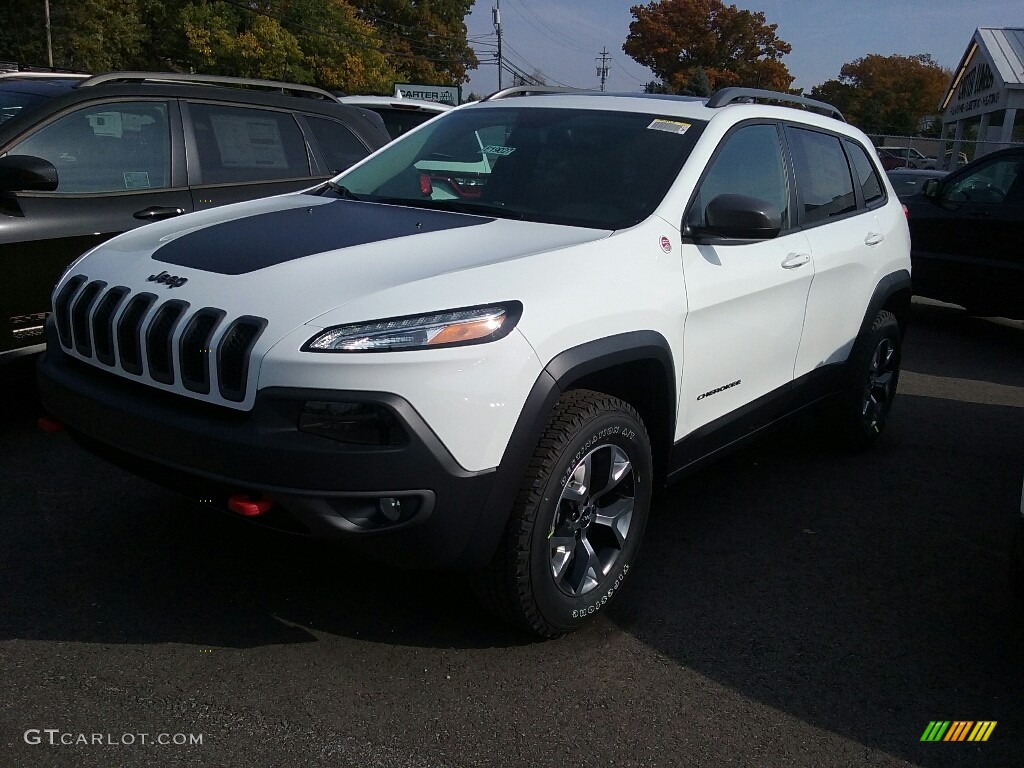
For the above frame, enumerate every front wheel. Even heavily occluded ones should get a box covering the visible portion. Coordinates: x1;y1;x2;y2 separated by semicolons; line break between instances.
474;390;653;637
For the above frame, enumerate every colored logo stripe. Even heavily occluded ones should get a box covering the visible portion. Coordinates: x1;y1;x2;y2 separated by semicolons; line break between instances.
968;722;997;742
920;721;996;742
944;721;973;741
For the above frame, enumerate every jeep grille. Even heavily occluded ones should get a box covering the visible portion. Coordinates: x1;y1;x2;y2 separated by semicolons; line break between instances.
54;276;266;403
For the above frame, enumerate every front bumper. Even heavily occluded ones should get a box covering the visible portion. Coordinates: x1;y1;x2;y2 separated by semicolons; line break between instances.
37;342;504;570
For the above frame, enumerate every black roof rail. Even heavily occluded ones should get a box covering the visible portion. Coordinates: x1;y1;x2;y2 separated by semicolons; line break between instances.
483;85;595;101
706;87;844;121
78;72;336;100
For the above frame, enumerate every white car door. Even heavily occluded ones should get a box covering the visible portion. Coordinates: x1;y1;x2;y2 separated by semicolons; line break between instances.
678;122;813;437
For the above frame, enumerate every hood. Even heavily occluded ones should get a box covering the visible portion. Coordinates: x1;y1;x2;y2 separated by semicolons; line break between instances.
56;192;610;409
77;194;609;330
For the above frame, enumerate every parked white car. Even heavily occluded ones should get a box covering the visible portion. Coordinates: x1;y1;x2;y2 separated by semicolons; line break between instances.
39;86;912;637
336;94;450;139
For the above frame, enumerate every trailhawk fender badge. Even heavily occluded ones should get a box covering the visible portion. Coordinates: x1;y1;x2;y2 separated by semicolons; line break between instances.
147;270;188;289
660;236;672;253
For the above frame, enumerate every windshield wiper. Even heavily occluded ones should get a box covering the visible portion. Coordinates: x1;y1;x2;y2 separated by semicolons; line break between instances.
319;181;362;200
372;197;525;220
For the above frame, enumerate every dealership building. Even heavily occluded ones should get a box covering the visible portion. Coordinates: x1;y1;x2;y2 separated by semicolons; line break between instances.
938;27;1024;165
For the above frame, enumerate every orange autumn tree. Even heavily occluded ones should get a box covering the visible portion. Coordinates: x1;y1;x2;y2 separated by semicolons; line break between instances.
624;0;793;94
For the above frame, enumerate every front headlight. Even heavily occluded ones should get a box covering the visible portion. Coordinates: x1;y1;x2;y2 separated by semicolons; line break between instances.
303;301;522;352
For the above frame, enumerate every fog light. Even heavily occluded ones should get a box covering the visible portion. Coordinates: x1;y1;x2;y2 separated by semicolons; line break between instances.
299;401;405;445
378;497;402;523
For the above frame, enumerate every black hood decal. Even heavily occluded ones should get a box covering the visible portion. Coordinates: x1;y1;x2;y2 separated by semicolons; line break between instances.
152;199;492;275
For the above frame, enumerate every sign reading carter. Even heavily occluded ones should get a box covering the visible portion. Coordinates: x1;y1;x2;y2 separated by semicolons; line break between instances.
393;83;460;105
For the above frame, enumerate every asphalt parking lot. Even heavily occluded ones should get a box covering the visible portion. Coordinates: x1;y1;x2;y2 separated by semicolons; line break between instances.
1;300;1022;768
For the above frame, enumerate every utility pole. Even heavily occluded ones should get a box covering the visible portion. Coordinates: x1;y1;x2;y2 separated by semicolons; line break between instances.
44;0;53;67
596;47;611;91
493;0;503;90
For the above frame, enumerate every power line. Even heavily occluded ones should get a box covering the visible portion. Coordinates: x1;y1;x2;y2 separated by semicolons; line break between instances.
501;40;578;88
505;2;590;55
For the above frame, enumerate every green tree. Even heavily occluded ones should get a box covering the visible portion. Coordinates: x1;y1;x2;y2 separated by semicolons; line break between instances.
682;67;711;96
0;0;479;94
643;80;669;94
809;54;950;135
624;0;793;94
0;0;144;71
350;0;477;86
174;0;403;93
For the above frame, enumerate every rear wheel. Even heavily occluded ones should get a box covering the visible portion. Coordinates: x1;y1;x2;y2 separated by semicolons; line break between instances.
830;310;902;450
474;390;652;637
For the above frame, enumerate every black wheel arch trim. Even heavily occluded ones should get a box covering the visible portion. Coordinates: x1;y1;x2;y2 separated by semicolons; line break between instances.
471;331;676;569
857;269;912;347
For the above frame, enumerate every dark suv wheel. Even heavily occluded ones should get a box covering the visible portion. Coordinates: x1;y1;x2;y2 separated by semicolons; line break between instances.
475;390;652;637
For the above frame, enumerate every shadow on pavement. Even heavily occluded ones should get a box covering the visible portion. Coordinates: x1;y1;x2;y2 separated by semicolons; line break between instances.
0;416;528;650
606;304;1024;766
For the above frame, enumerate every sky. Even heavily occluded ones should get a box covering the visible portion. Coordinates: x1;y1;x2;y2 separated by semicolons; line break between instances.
461;0;1024;97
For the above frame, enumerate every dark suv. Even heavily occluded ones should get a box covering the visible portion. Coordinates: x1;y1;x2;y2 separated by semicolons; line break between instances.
903;146;1023;319
0;71;390;361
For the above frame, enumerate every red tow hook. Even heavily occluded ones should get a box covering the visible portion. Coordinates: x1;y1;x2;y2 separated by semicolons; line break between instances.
227;494;274;517
37;416;65;433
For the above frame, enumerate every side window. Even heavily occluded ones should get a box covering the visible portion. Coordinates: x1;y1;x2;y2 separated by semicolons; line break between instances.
303;115;371;174
844;139;885;206
373;108;436;139
11;102;170;193
945;157;1024;204
688;123;789;230
786;127;856;224
188;103;309;185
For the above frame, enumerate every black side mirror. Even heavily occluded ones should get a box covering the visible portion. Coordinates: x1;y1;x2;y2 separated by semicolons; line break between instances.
922;178;941;199
690;194;782;240
0;155;59;193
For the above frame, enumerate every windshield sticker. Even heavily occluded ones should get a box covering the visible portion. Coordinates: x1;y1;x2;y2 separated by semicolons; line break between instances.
648;119;691;135
482;145;516;156
210;114;288;169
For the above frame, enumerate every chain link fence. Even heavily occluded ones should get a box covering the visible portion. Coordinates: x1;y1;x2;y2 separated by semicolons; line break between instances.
868;134;1024;172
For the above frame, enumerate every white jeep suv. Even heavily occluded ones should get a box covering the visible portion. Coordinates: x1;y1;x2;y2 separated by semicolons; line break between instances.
38;87;912;637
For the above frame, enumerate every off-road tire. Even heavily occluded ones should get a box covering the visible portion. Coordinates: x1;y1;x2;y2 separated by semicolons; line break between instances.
830;310;902;450
474;389;653;638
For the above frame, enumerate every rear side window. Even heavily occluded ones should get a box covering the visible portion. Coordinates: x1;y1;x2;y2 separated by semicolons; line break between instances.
10;101;171;193
688;123;790;230
304;115;371;174
844;139;885;206
189;103;309;185
372;107;440;138
786;126;857;224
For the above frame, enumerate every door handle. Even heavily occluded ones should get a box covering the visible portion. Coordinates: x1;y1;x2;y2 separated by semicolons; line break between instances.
781;252;810;269
967;210;992;219
864;232;885;246
134;206;186;221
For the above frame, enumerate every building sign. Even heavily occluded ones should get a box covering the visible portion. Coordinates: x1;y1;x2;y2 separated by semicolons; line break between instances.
948;60;1001;117
393;83;460;106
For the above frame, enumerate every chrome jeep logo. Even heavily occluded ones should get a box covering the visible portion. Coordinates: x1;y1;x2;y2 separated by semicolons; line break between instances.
147;270;188;289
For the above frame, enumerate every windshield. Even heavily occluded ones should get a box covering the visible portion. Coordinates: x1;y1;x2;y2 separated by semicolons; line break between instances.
0;89;49;125
329;106;706;229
